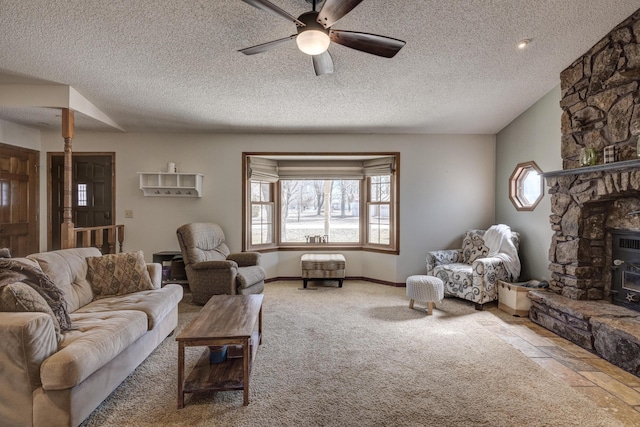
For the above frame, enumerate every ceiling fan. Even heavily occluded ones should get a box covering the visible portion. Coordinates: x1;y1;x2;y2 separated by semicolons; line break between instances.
238;0;406;76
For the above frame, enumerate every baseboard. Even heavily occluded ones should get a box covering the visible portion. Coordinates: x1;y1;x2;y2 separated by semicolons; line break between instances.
265;276;405;287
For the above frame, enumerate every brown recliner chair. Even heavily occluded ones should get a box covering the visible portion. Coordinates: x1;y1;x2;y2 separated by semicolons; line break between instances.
176;223;265;304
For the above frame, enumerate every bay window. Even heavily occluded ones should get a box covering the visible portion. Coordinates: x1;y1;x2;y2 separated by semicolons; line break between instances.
244;153;399;253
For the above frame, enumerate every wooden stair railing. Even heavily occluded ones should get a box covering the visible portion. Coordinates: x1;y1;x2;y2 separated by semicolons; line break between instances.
71;224;125;254
58;110;124;255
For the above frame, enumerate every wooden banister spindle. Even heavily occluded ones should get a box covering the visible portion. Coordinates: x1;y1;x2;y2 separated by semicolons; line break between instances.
117;225;125;253
81;230;91;249
107;227;116;254
94;229;104;252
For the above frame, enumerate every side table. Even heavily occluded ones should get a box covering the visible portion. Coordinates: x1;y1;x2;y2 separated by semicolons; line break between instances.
152;251;188;286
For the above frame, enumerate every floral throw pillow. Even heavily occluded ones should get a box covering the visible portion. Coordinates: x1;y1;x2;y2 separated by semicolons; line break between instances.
0;282;63;342
87;250;155;298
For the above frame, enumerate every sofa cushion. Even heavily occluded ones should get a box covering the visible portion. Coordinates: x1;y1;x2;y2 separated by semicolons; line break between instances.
0;282;62;341
28;248;101;313
39;309;148;390
461;230;489;264
87;251;155;299
0;257;72;332
74;284;183;330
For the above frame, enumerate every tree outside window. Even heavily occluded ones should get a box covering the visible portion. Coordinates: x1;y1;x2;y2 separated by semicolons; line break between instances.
280;179;360;243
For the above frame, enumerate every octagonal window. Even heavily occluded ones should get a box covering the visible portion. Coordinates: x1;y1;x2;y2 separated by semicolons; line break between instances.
509;161;543;211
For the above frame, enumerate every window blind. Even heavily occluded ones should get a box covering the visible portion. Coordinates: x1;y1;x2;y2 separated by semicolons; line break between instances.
247;156;396;181
247;157;279;183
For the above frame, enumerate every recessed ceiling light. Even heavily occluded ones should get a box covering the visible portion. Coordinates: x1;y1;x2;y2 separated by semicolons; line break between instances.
518;39;532;49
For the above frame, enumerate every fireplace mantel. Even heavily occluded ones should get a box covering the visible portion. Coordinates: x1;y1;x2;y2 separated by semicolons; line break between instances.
542;159;640;179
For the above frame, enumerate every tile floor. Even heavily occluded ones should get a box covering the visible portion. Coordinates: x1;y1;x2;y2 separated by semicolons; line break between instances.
480;308;640;426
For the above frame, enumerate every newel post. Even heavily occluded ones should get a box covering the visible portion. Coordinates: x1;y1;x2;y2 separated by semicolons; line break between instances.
60;108;76;249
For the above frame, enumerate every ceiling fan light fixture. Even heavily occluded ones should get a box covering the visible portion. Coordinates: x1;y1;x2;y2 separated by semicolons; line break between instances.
296;29;330;55
239;2;406;75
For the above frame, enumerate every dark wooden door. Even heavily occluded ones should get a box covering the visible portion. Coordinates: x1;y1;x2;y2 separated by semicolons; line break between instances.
0;144;39;257
50;154;114;250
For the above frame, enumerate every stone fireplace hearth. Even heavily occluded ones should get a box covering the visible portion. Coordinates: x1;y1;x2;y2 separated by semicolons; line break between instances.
528;9;640;376
531;161;640;375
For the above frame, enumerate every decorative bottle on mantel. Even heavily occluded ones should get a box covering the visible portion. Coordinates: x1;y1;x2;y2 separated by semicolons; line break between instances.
580;147;596;167
637;136;640;159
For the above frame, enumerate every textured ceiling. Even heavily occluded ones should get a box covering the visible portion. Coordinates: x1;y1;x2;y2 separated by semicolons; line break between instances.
0;0;639;134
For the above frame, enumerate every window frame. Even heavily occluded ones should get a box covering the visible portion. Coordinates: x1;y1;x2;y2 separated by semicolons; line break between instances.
509;161;543;211
249;180;276;248
365;175;394;248
243;152;399;254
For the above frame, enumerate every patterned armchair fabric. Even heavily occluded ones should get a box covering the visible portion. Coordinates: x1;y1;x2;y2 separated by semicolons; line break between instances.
176;223;265;304
425;229;520;308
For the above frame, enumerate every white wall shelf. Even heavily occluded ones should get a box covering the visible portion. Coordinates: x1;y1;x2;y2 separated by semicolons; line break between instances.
138;172;203;197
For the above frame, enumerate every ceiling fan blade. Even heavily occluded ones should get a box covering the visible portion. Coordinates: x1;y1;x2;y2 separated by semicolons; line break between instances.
241;0;305;26
317;0;364;28
329;30;405;58
312;51;334;76
238;35;297;55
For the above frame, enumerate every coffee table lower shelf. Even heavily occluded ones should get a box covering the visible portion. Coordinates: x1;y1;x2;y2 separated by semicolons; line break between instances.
179;329;260;407
184;350;246;393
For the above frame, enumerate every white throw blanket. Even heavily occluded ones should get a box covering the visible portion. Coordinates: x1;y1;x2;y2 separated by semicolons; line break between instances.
483;224;520;280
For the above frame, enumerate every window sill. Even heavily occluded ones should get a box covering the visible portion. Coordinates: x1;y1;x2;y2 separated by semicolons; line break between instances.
249;245;398;255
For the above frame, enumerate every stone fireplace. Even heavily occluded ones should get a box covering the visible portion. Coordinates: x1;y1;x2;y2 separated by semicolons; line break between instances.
545;164;640;304
528;9;640;376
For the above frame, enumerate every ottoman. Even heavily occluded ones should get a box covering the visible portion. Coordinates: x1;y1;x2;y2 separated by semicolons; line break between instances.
406;275;444;315
301;253;346;288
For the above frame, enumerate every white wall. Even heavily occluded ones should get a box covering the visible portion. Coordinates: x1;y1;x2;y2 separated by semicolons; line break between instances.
0;118;40;151
39;132;496;283
495;85;563;281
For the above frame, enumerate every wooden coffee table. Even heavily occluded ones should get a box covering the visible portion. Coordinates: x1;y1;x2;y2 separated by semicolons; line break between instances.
176;294;263;408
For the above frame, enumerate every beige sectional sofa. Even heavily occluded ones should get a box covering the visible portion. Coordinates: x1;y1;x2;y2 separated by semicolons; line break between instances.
0;247;183;427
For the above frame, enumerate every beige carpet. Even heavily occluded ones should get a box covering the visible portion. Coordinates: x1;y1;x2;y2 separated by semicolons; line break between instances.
80;281;623;427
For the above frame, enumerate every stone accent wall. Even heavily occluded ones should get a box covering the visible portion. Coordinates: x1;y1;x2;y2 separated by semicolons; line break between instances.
560;10;640;169
550;8;640;301
532;8;640;378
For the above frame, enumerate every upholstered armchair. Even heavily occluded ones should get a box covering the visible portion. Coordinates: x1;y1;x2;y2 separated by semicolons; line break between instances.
426;227;520;310
176;223;265;304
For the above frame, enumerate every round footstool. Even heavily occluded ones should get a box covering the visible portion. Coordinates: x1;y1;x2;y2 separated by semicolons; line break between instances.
406;275;445;315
